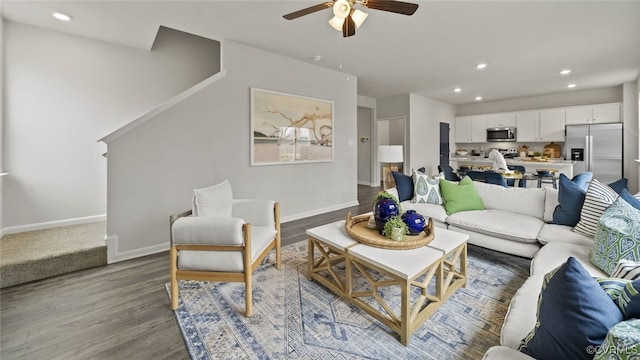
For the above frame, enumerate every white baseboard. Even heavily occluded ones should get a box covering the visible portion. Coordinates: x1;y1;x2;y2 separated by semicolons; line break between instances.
357;181;379;187
1;214;107;237
280;200;360;223
105;234;168;264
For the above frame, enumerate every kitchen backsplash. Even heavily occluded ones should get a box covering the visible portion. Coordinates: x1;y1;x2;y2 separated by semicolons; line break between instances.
454;142;565;159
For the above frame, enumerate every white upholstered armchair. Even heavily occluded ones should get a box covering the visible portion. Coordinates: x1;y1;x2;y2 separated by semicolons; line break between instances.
169;180;281;316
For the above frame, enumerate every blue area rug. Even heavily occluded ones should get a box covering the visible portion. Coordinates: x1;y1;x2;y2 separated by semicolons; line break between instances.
168;240;530;359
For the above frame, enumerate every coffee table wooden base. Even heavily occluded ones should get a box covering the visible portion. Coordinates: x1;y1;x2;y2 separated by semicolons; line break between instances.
306;221;468;346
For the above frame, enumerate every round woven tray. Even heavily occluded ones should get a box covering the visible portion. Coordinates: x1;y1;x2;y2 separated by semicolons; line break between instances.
344;212;434;250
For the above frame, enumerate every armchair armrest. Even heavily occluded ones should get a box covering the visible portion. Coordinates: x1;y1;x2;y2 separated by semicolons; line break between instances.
171;216;245;246
232;199;277;227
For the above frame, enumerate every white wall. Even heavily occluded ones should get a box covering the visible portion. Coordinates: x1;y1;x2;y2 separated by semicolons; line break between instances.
408;94;456;175
1;16;5;232
104;40;358;262
456;86;623;116
357;106;372;185
2;21;220;233
623;81;639;193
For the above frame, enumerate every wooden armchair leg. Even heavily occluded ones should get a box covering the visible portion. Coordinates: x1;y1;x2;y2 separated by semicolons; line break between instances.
170;246;179;310
245;275;252;317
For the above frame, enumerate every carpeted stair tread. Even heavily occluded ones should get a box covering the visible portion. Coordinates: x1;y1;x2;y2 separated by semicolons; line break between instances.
0;222;107;288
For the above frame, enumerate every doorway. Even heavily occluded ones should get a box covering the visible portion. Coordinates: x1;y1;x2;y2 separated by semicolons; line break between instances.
376;116;406;186
439;122;450;168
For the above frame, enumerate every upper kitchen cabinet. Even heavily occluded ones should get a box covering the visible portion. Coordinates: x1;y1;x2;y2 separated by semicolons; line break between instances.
538;109;565;141
516;109;565;142
486;113;516;128
455;115;487;143
565;103;621;125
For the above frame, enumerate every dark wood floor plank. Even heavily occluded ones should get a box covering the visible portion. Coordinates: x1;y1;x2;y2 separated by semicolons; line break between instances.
0;185;381;359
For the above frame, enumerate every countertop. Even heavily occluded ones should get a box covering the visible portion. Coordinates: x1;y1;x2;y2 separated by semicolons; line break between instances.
450;155;576;166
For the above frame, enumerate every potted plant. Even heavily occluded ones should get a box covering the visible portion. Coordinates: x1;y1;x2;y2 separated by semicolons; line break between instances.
372;192;401;234
383;215;408;241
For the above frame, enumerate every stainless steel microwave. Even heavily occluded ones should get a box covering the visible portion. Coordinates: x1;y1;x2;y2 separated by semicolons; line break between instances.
487;127;516;142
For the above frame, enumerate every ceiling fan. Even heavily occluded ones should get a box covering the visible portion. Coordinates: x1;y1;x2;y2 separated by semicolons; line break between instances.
283;0;419;38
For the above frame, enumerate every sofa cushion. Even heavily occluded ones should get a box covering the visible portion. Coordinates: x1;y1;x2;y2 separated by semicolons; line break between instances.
596;277;640;319
542;187;558;223
531;242;607;277
400;201;448;223
591;196;640;275
193;179;233;217
392;167;425;202
501;274;546;349
446;210;543;244
621;188;640;210
439;176;484;215
474;181;545;219
412;170;443;204
552;174;588;227
536;223;593;247
518;257;623;360
574;179;619;237
609;177;629;194
594;319;640;360
612;259;640;280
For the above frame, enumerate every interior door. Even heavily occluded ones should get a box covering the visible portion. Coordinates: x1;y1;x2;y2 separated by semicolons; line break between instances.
440;122;450;167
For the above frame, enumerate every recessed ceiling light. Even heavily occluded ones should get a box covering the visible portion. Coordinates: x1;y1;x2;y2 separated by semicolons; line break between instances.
52;12;73;21
560;69;572;75
567;83;577;88
475;96;482;101
311;55;322;62
476;63;487;70
454;88;461;93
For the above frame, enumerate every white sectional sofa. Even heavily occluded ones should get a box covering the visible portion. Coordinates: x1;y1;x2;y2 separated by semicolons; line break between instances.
386;181;607;359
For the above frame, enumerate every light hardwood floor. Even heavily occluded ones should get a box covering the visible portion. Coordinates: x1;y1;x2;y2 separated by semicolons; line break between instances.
0;184;380;360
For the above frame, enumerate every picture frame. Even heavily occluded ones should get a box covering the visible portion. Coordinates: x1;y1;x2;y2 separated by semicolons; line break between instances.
251;88;334;166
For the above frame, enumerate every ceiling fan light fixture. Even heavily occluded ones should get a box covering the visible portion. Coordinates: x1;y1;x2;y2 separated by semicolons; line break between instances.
351;9;368;28
329;16;345;31
333;0;351;19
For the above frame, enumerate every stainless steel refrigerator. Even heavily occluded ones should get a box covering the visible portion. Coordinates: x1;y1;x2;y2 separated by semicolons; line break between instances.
565;123;623;184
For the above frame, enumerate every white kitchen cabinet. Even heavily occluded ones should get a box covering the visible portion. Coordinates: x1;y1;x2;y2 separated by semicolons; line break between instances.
515;111;538;142
455;115;487;143
565;103;621;125
487;113;516;128
516;109;565;142
538;109;565;141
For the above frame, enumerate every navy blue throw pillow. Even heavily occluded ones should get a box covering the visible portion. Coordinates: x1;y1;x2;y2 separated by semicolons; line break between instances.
609;178;629;195
552;174;587;226
392;167;425;202
620;188;640;210
572;171;593;191
518;257;623;360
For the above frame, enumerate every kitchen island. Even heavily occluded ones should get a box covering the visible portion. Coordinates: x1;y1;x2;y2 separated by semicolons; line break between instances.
450;156;576;187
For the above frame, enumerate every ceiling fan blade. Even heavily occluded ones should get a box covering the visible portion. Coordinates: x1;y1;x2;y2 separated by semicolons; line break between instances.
283;2;334;20
342;14;356;37
361;0;419;15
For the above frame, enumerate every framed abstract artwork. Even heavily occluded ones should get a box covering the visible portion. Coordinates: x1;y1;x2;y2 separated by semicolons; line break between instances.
251;88;334;166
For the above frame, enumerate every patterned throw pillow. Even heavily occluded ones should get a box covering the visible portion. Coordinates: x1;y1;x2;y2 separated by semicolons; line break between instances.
590;197;640;275
594;319;640;360
596;278;640;318
574;179;619;237
518;257;623;359
612;259;640;280
412;170;443;205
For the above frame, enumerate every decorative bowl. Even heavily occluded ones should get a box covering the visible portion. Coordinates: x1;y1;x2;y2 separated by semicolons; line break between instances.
536;169;551;176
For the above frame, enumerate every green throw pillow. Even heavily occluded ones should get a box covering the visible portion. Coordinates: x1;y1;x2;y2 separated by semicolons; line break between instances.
590;196;640;275
439;176;484;215
594;319;640;360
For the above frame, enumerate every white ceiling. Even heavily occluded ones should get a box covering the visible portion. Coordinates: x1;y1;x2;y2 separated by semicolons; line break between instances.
2;1;640;105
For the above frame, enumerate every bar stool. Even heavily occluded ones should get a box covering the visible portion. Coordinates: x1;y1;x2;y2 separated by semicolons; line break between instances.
535;174;558;189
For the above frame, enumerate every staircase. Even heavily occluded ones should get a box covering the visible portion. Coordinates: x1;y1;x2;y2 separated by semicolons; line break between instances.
0;222;107;288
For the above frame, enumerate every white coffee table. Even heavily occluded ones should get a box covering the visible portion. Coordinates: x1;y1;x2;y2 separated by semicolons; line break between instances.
307;220;468;346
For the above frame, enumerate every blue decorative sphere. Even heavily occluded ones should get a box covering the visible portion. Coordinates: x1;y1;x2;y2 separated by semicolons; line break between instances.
401;210;426;235
373;198;400;235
